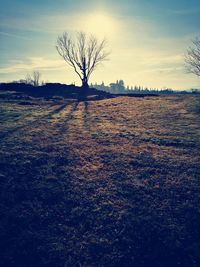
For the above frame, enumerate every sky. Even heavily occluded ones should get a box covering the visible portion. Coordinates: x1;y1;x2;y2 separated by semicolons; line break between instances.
0;0;200;89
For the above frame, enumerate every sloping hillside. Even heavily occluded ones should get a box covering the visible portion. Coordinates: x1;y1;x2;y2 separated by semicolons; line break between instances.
0;94;200;267
0;83;112;100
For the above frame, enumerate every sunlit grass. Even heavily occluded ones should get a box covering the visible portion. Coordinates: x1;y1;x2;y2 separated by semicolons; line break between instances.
0;94;200;266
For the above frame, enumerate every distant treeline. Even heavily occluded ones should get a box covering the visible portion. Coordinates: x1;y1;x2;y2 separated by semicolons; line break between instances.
0;80;199;99
91;80;200;94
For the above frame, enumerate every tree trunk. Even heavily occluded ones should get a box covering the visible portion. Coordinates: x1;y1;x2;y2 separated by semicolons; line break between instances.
82;58;89;89
80;77;88;101
82;78;89;89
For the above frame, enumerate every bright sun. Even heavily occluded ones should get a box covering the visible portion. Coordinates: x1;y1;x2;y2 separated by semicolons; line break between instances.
82;12;117;38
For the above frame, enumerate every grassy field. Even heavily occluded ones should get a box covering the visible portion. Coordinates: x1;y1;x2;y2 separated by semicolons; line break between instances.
0;92;200;267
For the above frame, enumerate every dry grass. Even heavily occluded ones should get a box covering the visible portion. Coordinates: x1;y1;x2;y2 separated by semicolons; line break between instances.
0;94;200;267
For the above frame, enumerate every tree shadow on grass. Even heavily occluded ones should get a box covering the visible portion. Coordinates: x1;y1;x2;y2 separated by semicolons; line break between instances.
46;103;70;118
58;101;80;134
0;102;71;140
82;101;91;133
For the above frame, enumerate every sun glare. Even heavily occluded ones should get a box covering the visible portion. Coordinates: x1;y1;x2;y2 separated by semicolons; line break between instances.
82;12;117;38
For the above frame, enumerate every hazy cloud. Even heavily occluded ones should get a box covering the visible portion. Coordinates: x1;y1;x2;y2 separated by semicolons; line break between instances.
0;57;66;74
0;31;31;40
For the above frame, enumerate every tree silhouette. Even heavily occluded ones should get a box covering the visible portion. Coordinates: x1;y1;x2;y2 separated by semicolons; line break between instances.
56;32;109;89
185;37;200;77
25;71;41;86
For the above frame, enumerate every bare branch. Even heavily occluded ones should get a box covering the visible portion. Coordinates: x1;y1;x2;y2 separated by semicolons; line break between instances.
25;71;41;86
56;31;110;88
185;36;200;77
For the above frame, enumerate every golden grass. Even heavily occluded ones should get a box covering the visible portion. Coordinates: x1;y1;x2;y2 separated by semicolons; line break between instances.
0;94;200;267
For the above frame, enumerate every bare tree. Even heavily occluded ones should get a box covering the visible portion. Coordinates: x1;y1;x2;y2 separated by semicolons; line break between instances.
25;74;32;85
32;71;41;86
56;32;109;89
25;71;41;86
185;37;200;77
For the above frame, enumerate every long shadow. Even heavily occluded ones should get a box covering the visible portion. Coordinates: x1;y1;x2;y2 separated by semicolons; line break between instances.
46;103;70;118
82;101;91;133
0;102;71;140
58;101;80;134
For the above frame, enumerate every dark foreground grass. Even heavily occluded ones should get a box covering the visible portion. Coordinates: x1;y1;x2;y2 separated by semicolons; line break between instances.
0;93;200;267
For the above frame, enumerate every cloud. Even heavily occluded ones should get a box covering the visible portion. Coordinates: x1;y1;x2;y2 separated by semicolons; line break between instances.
171;8;200;15
135;53;183;67
0;12;90;34
0;57;66;74
0;5;199;89
0;31;31;40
